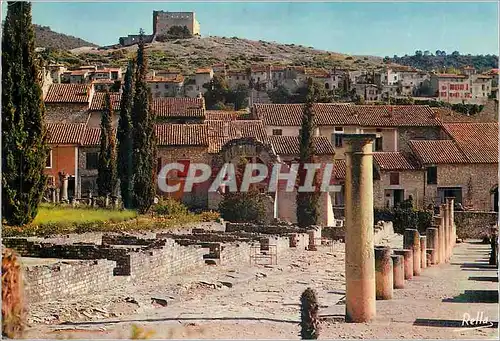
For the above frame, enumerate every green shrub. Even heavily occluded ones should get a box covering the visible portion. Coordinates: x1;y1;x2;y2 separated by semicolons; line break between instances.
374;200;433;235
153;197;189;216
219;191;269;224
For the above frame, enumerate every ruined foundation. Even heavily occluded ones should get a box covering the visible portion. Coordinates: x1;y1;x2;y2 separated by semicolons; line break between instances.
426;227;439;265
404;229;421;276
420;236;427;269
375;246;393;300
394;249;413;280
391;254;405;289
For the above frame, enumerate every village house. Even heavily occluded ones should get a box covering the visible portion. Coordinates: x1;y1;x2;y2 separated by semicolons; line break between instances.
353;83;380;101
252;103;441;159
45;123;87;200
147;75;185;98
78;127;102;197
409;122;498;211
44;83;93;123
429;71;492;105
227;70;249;89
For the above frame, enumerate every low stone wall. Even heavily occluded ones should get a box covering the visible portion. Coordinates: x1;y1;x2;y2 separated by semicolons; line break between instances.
373;221;395;245
24;259;116;304
454;211;498;239
322;221;394;243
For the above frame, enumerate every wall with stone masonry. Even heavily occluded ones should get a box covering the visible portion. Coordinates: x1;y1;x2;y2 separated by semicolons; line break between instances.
454;211;498;239
24;259;116;304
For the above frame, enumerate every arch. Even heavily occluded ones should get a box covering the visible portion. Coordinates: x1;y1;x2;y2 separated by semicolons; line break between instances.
325;82;330;89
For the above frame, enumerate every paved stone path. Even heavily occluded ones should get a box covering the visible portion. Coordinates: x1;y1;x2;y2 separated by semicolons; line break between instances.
24;238;498;339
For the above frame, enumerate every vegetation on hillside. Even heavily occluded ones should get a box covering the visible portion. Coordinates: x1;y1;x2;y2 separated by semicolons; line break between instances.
203;74;249;110
2;2;50;226
268;79;334;104
385;50;498;72
34;24;97;49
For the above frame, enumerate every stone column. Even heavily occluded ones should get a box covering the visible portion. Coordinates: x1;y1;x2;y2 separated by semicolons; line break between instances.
420;236;427;269
404;229;421;276
441;204;450;262
394;249;413;280
434;215;444;264
61;175;69;202
51;188;56;203
343;134;377;323
375;246;393;300
308;230;317;251
55;188;60;203
426;227;439;265
391;254;405;289
446;197;455;250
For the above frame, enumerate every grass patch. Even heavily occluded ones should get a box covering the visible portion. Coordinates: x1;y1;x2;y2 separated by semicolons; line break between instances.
33;204;137;225
3;204;220;238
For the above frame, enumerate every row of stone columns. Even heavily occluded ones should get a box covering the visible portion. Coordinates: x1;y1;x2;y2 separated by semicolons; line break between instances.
343;134;457;323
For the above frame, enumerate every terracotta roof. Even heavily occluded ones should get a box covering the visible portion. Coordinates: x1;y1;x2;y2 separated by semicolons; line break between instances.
147;75;184;83
195;68;212;74
89;92;121;111
432;107;479;123
227;70;246;76
152;98;205;118
205;110;240;121
81;127;118;146
354;105;440;127
373;152;419;170
436;74;467;78
268;136;335;155
253;103;359;126
92;79;116;84
442;123;499;163
207;136;228;154
82;127;101;146
409;140;468;164
70;70;89;76
333;159;346;180
155;124;208;146
46;123;86;145
254;104;438;127
250;65;267;73
45;84;91;103
486;68;499;76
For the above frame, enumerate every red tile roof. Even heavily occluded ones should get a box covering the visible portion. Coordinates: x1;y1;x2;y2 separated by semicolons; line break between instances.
409;140;469;164
152;98;205;118
442;123;499;163
253;104;439;127
436;74;467;79
432;108;479;123
253;103;358;126
333;159;346;180
354;105;440;127
45;84;92;103
373;152;419;171
195;68;212;74
205;110;240;121
155;124;208;146
46;123;86;145
89;92;121;111
268;135;335;155
82;127;101;146
147;75;184;83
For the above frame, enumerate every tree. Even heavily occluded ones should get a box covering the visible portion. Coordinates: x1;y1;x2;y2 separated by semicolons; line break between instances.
300;288;320;339
117;61;135;208
296;78;320;228
268;85;292;104
203;74;229;109
97;91;118;197
227;84;249;110
2;1;50;225
131;30;157;213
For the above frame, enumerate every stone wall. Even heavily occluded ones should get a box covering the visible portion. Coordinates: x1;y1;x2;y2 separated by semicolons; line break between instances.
454;211;498;239
24;259;116;304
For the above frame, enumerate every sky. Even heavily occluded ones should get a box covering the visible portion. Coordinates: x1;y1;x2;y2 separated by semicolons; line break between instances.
1;0;499;57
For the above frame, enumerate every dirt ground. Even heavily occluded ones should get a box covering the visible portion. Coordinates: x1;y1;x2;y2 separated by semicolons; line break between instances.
24;236;499;339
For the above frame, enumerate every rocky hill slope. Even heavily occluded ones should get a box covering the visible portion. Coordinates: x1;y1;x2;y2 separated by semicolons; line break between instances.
45;35;390;74
34;25;98;50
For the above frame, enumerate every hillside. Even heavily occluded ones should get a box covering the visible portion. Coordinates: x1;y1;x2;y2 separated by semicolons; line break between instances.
44;36;388;74
385;51;498;72
34;25;98;50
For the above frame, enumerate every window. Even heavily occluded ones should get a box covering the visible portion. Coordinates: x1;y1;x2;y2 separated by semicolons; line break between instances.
389;172;400;185
272;129;282;136
155;84;159;89
236;76;239;80
334;134;343;148
157;158;162;175
46;150;52;168
164;84;169;89
86;152;99;170
427;166;437;185
375;137;383;151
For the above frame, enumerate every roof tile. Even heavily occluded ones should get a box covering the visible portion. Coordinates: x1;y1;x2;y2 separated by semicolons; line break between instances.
45;84;91;103
442;123;499;163
155;124;208;146
89;92;121;111
47;123;86;144
409;140;468;164
373;152;419;170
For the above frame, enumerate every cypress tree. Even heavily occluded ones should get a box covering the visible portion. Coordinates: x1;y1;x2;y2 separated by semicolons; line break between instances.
117;61;135;208
296;78;320;228
2;1;49;226
131;30;157;213
97;91;118;197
